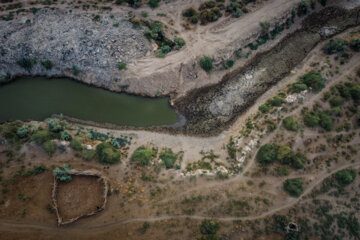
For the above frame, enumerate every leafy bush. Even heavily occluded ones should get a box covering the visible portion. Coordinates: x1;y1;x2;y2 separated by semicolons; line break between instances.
276;166;290;176
299;71;325;92
283;116;299;131
16;125;29;138
283;178;303;197
200;56;213;73
24;164;47;176
117;62;127;70
304;112;320;127
17;58;37;72
148;0;159;9
31;130;54;144
110;138;121;149
155;49;165;58
182;7;197;17
199;1;216;10
259;21;270;36
290;83;308;93
335;169;356;186
268;96;284;107
329;96;345;107
81;149;96;161
323;38;347;55
41;60;53;70
349;39;360;52
42;140;56;156
199;8;222;24
96;142;121;164
277;145;294;164
256;144;278;165
318;112;333;131
259;104;271;113
160;149;177;169
88;130;109;141
60;130;72;141
174;37;186;50
292;152;307;169
200;219;220;235
297;0;309;16
45;118;66;133
70;138;83;151
161;45;171;54
224;60;234;69
131;146;157;166
53;165;72;182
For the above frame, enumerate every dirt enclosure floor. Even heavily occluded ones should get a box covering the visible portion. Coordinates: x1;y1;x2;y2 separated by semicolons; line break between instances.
57;175;105;222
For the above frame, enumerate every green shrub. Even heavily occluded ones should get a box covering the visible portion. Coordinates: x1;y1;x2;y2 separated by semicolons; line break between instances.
232;8;242;18
304;112;320;127
350;84;360;100
110;138;121;149
155;49;165;58
161;45;171;54
70;138;83;151
349;39;360;52
259;21;270;36
200;219;220;235
53;165;72;182
160;149;177;169
41;60;53;70
24;164;47;176
319;112;333;131
323;38;347;55
182;7;197;17
299;71;325;92
96;142;121;164
277;145;294;164
199;8;222;24
117;62;127;70
297;0;309;16
31;130;54;144
45;118;66;132
283;178;303;197
276;166;290;176
131;146;157;166
17;58;37;72
268;96;284;107
81;149;96;161
16;125;29;138
72;65;79;76
60;130;72;141
224;60;234;69
292;152;307;169
283;116;299;131
330;107;342;116
174;37;186;50
256;144;279;165
329;96;345;107
199;1;216;10
225;2;239;13
335;169;356;186
148;0;159;9
259;104;271;113
42;140;56;156
290;83;308;93
200;56;213;73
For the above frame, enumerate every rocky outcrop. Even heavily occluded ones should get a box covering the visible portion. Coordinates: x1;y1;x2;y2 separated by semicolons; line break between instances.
0;9;149;89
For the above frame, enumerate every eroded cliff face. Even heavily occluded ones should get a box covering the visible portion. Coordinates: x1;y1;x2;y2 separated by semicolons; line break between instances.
0;9;149;89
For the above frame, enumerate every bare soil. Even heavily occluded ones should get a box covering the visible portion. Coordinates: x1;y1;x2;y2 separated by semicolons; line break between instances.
56;175;105;222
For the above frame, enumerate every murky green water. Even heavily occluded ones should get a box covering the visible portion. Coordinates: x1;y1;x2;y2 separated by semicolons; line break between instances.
0;78;178;127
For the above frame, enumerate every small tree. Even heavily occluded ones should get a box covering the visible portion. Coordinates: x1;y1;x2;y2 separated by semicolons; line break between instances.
283;178;303;197
277;145;294;164
283;116;299;131
256;144;279;165
200;56;213;73
299;71;325;92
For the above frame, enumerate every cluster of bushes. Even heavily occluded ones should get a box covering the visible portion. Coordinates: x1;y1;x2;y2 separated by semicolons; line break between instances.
323;37;360;55
143;20;186;57
303;110;333;131
131;145;157;166
96;142;121;164
256;144;307;169
283;178;304;197
88;129;109;141
289;71;325;93
16;57;37;72
23;164;47;177
333;82;360;102
159;148;177;169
